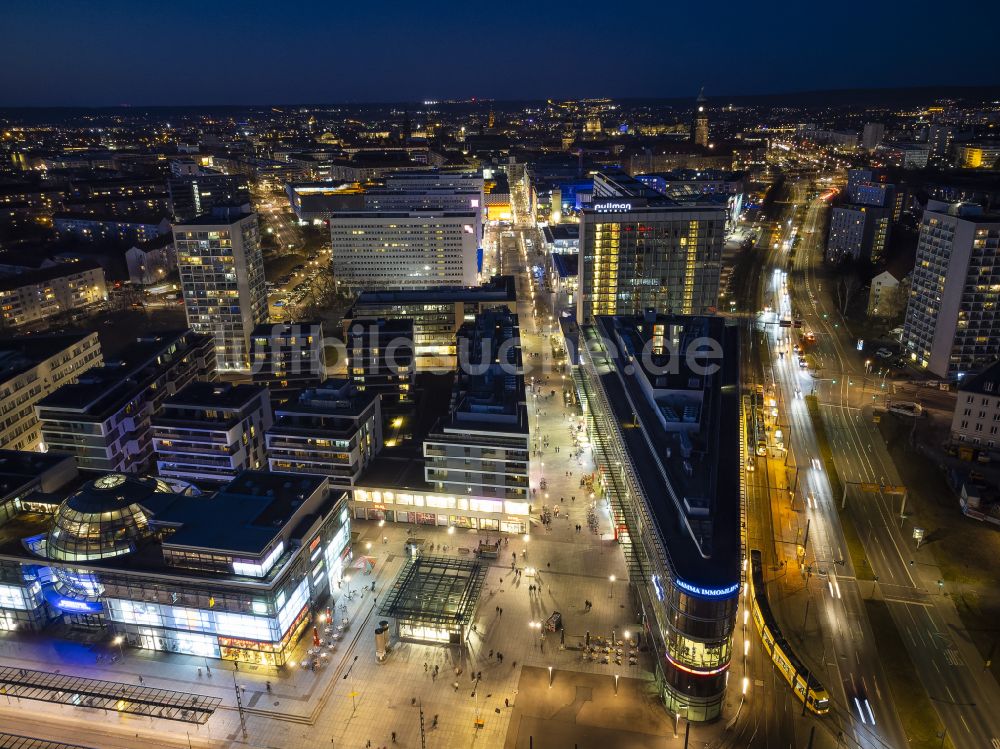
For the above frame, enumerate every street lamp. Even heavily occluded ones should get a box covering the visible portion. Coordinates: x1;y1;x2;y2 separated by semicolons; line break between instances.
113;634;125;659
344;574;351;597
609;575;616;599
548;665;553;687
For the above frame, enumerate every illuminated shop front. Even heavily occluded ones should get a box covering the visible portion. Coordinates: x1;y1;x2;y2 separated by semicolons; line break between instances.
0;471;353;667
353;487;529;534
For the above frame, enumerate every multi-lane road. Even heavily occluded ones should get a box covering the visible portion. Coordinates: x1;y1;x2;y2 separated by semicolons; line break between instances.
765;183;1000;747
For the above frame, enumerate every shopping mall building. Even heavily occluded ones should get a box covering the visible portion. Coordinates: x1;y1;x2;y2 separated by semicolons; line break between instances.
0;454;351;667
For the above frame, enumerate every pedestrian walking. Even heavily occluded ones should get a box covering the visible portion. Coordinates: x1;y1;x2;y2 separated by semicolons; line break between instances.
391;731;396;743
505;698;510;707
499;607;503;616
424;662;428;671
489;649;494;659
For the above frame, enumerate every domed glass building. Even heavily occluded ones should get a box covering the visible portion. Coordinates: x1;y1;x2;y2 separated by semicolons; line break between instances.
46;473;195;562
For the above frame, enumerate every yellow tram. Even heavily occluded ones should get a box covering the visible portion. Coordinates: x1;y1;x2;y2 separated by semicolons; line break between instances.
748;549;831;715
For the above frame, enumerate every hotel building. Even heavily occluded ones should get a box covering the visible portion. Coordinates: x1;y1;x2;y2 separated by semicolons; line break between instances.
578;171;725;322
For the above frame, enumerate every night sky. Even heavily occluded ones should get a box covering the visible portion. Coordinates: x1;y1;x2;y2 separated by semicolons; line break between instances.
2;0;998;106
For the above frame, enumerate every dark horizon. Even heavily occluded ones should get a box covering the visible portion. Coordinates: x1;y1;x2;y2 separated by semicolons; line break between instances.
3;0;999;107
2;83;1000;113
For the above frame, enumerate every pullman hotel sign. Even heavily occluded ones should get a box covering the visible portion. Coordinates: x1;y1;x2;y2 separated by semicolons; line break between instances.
591;197;647;213
594;201;633;213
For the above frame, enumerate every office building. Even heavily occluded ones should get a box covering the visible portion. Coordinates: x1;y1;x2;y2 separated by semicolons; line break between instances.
266;379;382;488
174;208;269;372
344;276;517;371
329;209;480;291
0;333;103;451
152;382;271;484
0;469;352;667
36;331;216;473
904;200;1000;377
577;312;740;721
250;321;326;388
347;318;415;406
862;123;885;152
956;143;1000;170
578;171;725;322
423;306;529;506
950;360;1000;453
0;260;108;328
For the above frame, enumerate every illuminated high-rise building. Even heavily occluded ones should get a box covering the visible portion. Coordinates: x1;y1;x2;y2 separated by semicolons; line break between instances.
903;200;1000;378
577;171;725;322
173;208;269;372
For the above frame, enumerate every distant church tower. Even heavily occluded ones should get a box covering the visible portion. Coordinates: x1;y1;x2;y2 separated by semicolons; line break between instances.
692;88;709;147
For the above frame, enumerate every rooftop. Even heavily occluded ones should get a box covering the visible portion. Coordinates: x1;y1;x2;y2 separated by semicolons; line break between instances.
0;260;103;292
959;359;1000;397
585;313;740;589
154;471;331;555
350;275;516;308
0;332;98;383
162;381;265;410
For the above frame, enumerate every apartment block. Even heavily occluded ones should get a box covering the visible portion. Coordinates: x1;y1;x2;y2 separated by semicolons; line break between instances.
266;379;382;488
0;333;102;451
152;381;271;484
36;331;216;472
903;200;1000;377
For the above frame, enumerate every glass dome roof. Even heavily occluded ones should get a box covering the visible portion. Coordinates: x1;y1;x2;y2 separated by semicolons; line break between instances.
46;473;186;562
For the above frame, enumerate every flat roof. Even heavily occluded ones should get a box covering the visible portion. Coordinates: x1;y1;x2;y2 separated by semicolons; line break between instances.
162;381;264;410
153;471;329;555
0;260;102;292
350;275;516;308
0;332;97;383
552;253;578;278
586;314;740;588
